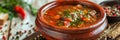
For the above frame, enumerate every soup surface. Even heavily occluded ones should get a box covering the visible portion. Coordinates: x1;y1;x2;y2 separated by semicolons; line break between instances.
44;4;99;28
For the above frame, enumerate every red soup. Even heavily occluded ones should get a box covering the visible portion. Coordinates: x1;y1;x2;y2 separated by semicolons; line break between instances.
44;4;100;29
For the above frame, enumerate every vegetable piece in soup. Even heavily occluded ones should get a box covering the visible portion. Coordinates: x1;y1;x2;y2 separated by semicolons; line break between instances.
44;4;99;28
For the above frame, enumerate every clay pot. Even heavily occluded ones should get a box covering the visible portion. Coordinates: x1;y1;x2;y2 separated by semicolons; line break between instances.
36;0;107;40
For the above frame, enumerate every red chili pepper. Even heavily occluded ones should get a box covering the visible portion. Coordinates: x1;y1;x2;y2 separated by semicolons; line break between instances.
14;5;26;20
2;35;6;40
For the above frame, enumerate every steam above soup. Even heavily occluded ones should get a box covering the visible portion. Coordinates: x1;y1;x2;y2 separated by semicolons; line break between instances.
43;4;99;28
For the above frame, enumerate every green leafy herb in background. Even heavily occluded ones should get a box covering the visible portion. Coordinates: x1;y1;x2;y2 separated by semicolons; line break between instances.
0;0;37;20
28;4;38;16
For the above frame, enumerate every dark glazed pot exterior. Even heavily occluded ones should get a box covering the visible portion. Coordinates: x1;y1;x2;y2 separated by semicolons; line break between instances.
36;1;107;40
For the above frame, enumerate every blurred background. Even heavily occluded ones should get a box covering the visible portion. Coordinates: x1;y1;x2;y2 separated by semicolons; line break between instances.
0;0;115;40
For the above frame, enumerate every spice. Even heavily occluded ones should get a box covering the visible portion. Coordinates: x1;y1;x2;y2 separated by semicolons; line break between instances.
24;30;27;33
28;30;32;35
30;25;33;27
104;4;120;17
21;23;23;25
26;22;29;25
14;23;17;26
